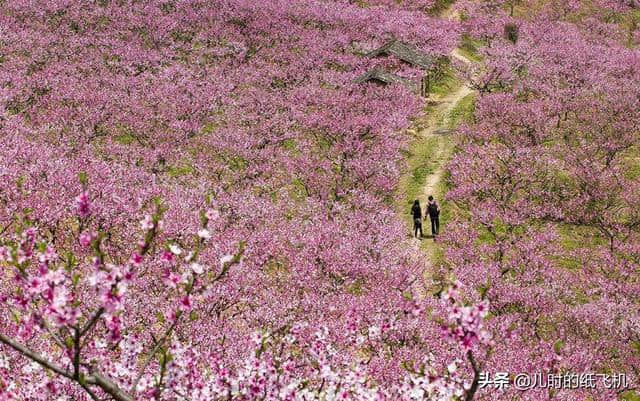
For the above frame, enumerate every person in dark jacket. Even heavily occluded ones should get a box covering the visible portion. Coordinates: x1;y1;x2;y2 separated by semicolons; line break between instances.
411;199;423;238
426;195;440;237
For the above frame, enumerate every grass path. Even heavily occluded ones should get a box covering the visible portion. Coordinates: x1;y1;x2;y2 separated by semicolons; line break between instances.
398;23;478;271
420;81;473;203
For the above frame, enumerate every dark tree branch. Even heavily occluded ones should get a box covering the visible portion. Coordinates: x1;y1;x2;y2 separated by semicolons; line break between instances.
0;332;73;379
465;350;481;401
0;332;134;401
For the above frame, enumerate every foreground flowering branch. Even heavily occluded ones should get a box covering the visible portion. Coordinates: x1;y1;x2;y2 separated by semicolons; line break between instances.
0;190;240;400
440;282;493;401
0;190;490;400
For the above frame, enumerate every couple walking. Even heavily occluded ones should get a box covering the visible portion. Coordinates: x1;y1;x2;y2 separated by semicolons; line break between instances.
411;196;440;239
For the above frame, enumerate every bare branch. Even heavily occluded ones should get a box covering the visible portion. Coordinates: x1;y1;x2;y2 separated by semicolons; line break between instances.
85;372;134;401
0;332;134;401
465;350;480;401
80;307;105;337
130;315;182;394
0;332;73;379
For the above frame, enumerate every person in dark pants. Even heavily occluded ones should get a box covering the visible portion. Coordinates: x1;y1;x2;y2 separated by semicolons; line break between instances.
411;199;423;238
426;195;440;237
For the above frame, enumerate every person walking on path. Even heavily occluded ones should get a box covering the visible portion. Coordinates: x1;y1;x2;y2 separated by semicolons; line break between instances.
411;199;423;238
426;195;440;237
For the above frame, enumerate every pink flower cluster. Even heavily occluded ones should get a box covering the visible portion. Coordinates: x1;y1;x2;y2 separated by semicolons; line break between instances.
441;282;492;352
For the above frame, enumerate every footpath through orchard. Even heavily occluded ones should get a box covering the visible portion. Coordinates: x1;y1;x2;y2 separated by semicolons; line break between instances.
399;6;479;289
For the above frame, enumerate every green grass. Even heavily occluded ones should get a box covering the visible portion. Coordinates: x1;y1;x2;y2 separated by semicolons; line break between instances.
458;34;484;63
402;135;440;211
446;93;476;129
113;124;145;146
281;138;297;151
227;155;248;171
428;0;456;16
114;132;136;145
289;177;308;201
624;158;640;180
201;121;219;135
556;223;608;250
432;169;452;222
554;223;611;270
628;10;640;48
429;65;463;97
167;164;195;177
622;391;640;401
425;168;454;260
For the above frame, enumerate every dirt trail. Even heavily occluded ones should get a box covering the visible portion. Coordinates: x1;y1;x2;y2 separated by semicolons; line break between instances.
403;34;476;254
401;34;477;297
407;49;474;215
415;6;476;204
451;47;473;65
441;7;462;22
419;83;473;201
